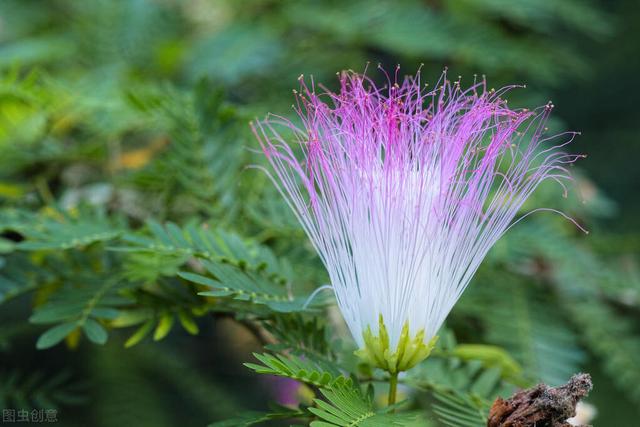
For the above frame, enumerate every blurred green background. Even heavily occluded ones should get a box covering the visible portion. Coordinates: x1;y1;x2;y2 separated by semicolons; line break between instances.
0;1;638;426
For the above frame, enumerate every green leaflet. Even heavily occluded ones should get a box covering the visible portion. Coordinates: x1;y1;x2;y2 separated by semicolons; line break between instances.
309;383;415;427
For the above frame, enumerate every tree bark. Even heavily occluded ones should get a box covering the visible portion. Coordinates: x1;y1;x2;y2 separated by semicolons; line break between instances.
487;373;592;427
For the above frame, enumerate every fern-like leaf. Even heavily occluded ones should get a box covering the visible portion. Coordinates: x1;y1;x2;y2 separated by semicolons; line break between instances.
244;352;345;388
179;261;312;313
116;220;288;278
209;406;306;427
30;279;133;349
309;383;414;427
431;389;488;427
0;208;123;251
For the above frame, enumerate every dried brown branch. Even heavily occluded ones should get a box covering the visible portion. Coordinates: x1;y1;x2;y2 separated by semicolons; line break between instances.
487;373;593;427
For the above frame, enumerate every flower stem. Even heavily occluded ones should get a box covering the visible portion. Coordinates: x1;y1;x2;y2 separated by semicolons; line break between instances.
388;371;398;407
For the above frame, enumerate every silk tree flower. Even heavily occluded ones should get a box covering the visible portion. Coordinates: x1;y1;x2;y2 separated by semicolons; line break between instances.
252;68;582;376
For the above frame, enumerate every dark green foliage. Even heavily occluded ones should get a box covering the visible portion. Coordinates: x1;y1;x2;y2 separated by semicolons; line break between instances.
125;81;243;219
0;371;85;410
457;272;586;386
0;254;40;303
31;279;131;349
209;406;307;427
265;314;334;358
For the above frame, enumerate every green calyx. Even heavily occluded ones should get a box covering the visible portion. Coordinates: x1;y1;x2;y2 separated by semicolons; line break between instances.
355;315;438;373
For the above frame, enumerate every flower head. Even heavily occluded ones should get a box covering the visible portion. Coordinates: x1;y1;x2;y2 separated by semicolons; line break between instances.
252;67;581;372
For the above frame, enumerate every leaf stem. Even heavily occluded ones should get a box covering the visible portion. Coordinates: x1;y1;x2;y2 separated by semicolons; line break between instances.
388;371;398;407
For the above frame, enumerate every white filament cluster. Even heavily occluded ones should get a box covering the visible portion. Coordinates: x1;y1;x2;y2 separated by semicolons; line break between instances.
329;168;448;350
254;71;581;353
